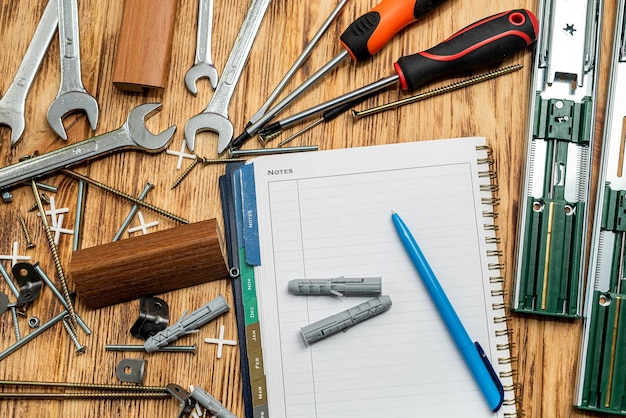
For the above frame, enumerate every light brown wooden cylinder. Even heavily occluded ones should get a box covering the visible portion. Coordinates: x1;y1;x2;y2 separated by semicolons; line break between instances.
111;0;178;92
70;219;230;309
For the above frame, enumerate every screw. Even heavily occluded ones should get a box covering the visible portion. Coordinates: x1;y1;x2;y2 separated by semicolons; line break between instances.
32;182;58;193
18;215;35;249
171;156;246;189
0;379;168;393
32;263;91;335
27;193;50;211
351;64;524;121
30;181;79;334
11;307;21;341
62;315;86;354
171;156;201;189
61;170;189;224
0;391;170;400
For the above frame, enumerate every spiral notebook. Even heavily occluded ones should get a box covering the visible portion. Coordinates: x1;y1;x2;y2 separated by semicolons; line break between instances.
234;137;518;417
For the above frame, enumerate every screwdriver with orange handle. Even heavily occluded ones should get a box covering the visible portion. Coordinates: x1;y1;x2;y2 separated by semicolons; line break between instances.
228;0;449;153
257;9;538;141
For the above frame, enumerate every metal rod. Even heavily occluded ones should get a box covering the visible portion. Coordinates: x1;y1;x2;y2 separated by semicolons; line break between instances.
232;50;350;149
229;145;318;158
0;310;67;361
0;263;20;298
61;170;189;224
112;181;154;241
33;263;91;335
247;0;350;125
352;64;524;120
72;179;85;251
105;344;197;354
31;181;79;333
259;75;399;137
278;118;324;147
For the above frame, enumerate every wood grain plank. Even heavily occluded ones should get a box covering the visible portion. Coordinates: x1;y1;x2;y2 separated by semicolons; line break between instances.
0;0;617;417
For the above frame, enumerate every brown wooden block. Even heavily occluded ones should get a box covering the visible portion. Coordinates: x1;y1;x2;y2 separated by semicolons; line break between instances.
70;219;229;309
111;0;178;92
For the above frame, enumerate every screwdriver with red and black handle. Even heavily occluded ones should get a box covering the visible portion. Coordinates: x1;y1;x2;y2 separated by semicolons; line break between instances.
227;0;450;153
257;9;538;141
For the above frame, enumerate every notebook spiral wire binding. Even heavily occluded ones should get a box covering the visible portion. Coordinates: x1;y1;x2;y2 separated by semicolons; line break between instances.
477;145;523;417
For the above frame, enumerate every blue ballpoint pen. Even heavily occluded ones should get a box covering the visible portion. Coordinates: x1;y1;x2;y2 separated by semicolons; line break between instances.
391;211;504;412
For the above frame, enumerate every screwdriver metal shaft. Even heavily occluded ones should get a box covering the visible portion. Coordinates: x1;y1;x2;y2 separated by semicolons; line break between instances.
258;10;538;140
246;0;350;126
229;0;448;151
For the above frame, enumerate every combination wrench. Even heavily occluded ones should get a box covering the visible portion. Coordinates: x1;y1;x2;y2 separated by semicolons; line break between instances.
184;0;271;154
185;0;219;95
0;103;175;191
0;0;57;146
47;0;99;140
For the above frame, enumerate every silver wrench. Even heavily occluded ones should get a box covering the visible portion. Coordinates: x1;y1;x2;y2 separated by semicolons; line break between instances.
185;0;219;95
0;103;175;190
47;0;99;140
184;0;271;154
0;0;58;146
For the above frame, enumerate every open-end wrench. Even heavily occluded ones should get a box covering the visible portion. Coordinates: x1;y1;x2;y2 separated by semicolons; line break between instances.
185;0;219;95
184;0;271;154
0;0;58;146
0;103;175;190
47;0;99;140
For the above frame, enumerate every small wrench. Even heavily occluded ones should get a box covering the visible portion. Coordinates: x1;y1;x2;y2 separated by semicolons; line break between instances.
0;0;57;146
0;103;175;190
184;0;271;154
47;0;99;140
185;0;219;95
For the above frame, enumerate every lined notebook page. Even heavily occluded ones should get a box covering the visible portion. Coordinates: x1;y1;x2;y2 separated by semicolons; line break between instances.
250;138;515;418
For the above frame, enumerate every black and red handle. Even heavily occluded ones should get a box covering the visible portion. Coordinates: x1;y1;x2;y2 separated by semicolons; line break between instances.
394;9;538;90
340;0;448;61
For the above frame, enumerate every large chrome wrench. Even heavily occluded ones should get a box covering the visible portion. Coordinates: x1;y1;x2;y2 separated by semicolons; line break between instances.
0;0;58;146
184;0;271;154
0;103;175;190
46;0;99;140
185;0;219;95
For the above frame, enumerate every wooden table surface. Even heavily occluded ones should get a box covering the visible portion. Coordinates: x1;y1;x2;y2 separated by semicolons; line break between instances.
0;0;617;417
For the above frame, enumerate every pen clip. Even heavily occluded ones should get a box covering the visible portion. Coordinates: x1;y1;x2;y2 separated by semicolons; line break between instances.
474;341;505;411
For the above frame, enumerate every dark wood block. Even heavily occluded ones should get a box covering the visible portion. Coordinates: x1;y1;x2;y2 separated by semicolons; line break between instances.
70;219;229;309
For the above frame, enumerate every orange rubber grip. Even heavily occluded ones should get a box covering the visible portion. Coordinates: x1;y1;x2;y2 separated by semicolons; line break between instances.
339;0;447;61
